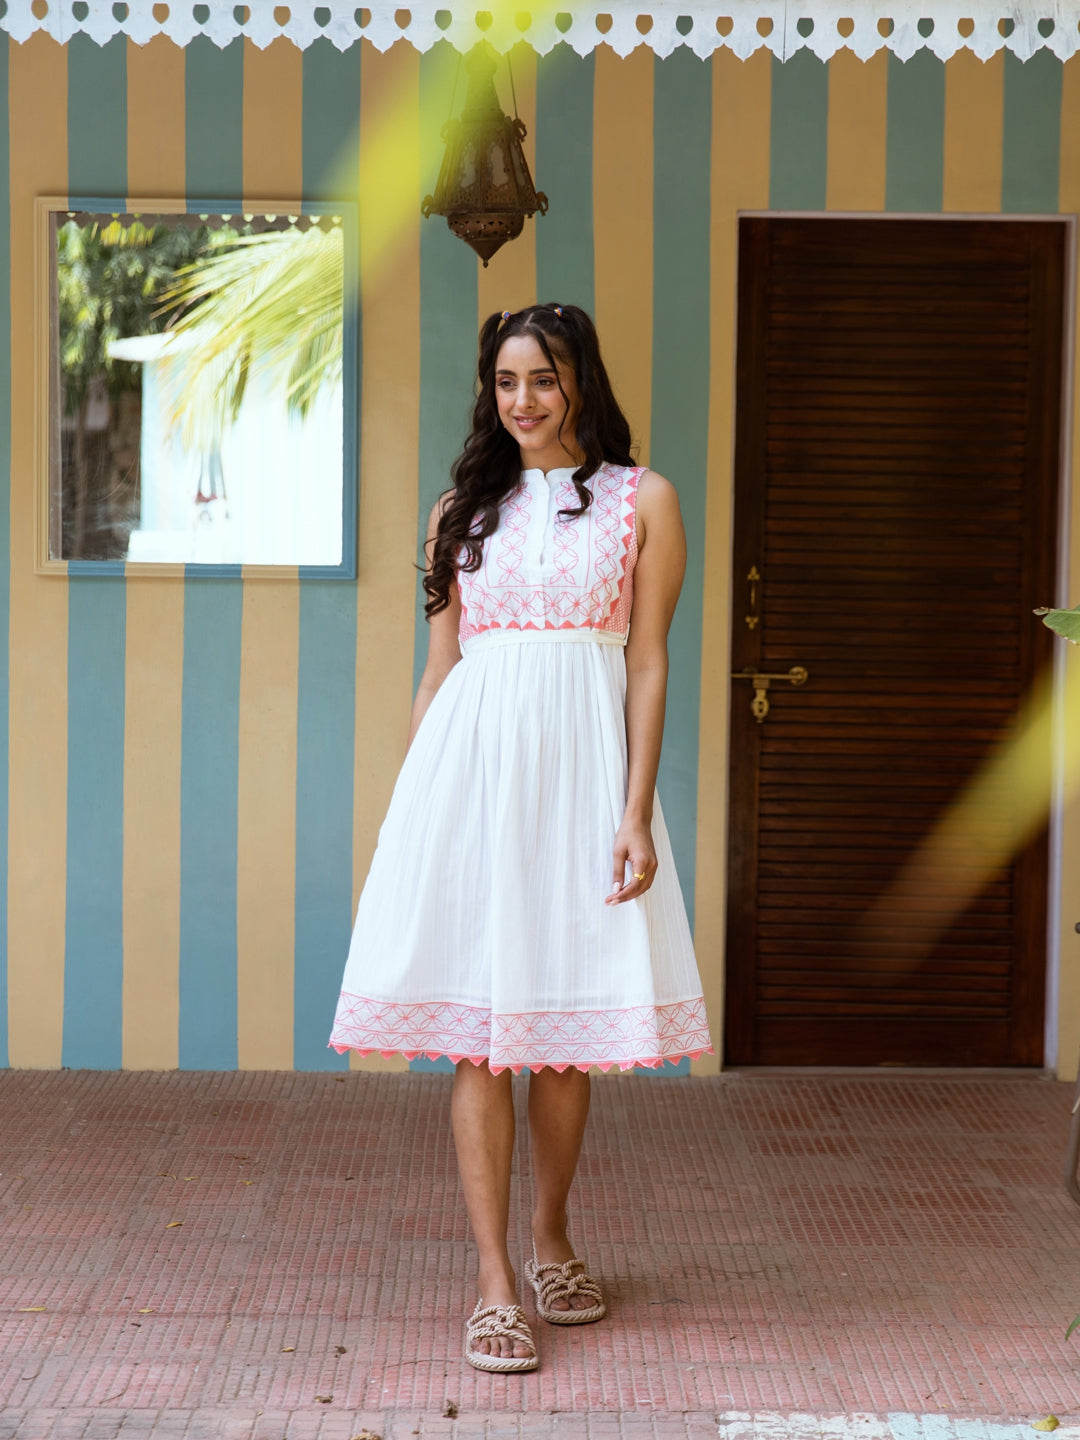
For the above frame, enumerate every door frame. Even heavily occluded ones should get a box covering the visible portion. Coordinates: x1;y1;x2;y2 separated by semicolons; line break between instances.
720;210;1077;1071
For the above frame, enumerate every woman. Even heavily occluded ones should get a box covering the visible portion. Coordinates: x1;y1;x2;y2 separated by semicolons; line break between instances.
330;303;711;1373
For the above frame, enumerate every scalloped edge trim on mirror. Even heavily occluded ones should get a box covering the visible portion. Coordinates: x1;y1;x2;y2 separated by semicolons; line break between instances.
2;0;1079;60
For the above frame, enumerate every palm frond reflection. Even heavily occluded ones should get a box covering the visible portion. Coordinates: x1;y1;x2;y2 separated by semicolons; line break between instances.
159;224;344;454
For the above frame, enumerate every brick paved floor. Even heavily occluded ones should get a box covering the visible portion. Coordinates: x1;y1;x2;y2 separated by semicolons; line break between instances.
1;1069;1079;1439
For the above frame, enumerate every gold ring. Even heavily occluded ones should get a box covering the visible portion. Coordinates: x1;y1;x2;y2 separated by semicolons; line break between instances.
633;872;646;880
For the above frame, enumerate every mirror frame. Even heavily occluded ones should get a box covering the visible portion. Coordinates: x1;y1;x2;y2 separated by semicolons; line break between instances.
34;195;359;579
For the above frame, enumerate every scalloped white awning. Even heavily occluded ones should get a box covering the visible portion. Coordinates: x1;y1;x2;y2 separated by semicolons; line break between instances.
1;0;1078;60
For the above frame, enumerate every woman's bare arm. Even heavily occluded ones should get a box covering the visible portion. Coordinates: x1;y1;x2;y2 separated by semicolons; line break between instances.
408;499;463;749
605;470;686;906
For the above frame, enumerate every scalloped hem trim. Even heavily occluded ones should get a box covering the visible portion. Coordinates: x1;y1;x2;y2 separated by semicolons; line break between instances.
328;993;713;1075
328;1044;714;1076
1;6;1071;71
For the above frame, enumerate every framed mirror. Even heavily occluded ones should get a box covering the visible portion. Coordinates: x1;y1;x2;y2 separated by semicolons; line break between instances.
35;197;358;577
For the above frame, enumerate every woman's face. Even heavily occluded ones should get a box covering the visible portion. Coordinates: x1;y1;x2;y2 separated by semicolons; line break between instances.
494;333;582;471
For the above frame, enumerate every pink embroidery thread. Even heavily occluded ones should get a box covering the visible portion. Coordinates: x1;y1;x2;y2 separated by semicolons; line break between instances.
329;993;713;1075
550;480;582;587
457;464;642;645
493;482;531;585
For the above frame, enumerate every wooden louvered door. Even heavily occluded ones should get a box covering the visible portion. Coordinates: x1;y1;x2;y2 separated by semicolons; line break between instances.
725;218;1063;1067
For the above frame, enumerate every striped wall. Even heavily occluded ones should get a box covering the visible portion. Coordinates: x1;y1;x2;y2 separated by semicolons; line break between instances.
4;36;1080;1076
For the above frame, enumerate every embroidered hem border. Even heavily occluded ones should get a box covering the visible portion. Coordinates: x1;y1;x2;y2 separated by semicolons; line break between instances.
329;993;713;1075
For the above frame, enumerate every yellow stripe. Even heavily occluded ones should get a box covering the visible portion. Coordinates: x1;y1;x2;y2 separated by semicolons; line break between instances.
690;47;771;1077
8;35;69;1066
1055;55;1080;1081
351;41;421;1072
477;40;537;322
826;49;887;212
121;37;186;1070
1060;55;1080;208
234;37;304;1070
943;50;1004;212
126;36;185;194
243;35;303;204
235;582;299;1068
593;45;653;463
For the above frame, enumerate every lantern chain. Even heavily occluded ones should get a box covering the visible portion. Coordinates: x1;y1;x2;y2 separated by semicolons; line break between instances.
448;49;462;126
507;52;519;120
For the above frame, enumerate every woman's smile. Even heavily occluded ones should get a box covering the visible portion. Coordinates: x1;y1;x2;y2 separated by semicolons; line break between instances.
335;301;706;1373
495;334;582;469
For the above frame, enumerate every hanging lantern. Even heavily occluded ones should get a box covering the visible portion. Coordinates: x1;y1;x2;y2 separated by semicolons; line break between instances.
422;44;548;267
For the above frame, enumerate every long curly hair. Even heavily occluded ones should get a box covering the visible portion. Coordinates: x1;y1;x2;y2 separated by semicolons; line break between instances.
423;302;635;618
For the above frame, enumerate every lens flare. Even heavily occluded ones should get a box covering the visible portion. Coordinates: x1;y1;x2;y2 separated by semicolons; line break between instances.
303;0;560;298
858;652;1080;961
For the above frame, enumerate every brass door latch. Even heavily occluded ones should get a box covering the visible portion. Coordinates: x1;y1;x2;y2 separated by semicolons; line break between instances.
745;565;761;630
730;665;808;722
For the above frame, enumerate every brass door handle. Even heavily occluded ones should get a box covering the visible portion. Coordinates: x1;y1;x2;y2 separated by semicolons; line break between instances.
730;665;809;723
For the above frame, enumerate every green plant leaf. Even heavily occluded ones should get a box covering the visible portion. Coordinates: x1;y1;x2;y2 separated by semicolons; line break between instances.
157;226;344;453
1065;1312;1080;1341
1034;603;1080;645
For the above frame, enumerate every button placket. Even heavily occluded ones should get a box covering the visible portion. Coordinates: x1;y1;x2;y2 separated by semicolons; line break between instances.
521;467;575;579
539;475;563;572
519;471;548;582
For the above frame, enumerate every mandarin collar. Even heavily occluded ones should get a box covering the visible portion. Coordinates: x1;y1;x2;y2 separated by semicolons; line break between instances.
521;466;578;486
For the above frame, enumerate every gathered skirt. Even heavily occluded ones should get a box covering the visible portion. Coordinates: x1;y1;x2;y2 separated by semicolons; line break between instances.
329;629;711;1074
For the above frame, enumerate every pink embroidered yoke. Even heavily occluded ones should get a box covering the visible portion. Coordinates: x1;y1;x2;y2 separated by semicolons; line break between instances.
329;463;712;1074
457;463;639;644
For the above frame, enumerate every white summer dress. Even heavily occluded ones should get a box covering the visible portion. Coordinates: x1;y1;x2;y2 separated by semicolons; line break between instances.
329;462;712;1074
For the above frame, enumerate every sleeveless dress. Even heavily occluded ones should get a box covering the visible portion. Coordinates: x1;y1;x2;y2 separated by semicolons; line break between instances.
329;462;712;1074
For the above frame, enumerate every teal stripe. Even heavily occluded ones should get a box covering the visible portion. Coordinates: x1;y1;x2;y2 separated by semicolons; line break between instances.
67;34;126;193
62;34;128;1069
885;52;944;212
535;46;595;311
651;50;709;953
295;40;361;1070
63;583;126;1068
1003;51;1062;212
0;40;10;1066
178;40;244;1069
294;587;355;1070
769;51;828;210
411;42;478;1073
185;37;243;201
302;39;361;198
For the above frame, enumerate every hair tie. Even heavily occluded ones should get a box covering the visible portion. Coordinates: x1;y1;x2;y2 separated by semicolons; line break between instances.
553;306;563;317
500;310;511;321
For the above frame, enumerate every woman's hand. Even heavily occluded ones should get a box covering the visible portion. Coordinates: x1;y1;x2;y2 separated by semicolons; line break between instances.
606;814;657;905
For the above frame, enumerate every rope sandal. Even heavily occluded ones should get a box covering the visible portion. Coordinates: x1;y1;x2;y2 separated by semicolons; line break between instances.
524;1252;607;1326
464;1301;539;1373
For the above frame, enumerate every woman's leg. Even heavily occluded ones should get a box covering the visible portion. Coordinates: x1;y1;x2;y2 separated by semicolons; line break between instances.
451;1059;531;1358
527;1066;595;1312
